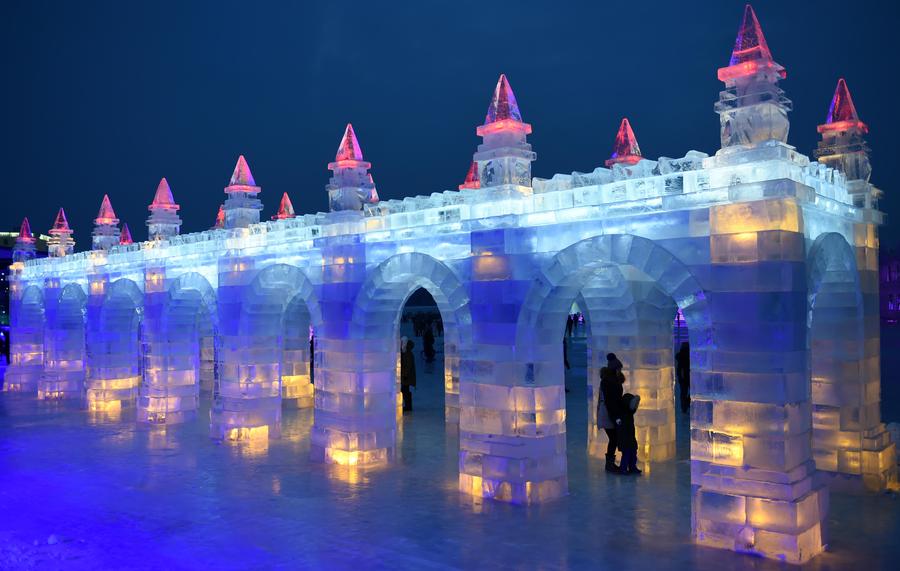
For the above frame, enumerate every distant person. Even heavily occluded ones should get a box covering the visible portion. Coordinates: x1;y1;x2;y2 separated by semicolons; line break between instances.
566;315;574;337
597;353;625;473
423;326;436;363
675;342;690;413
400;336;416;412
309;334;315;385
563;337;570;371
618;393;642;475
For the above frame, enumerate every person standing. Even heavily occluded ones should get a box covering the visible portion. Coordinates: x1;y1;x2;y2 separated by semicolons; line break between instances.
618;393;642;475
675;342;690;414
400;336;416;412
423;325;436;363
566;315;574;337
597;353;625;473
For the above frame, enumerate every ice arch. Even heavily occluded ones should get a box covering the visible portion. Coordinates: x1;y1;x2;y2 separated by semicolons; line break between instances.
139;272;217;424
807;232;897;490
311;252;472;465
85;278;144;412
211;263;322;440
4;285;45;392
39;283;87;400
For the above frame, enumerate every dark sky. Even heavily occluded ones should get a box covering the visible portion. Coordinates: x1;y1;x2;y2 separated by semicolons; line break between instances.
3;1;899;249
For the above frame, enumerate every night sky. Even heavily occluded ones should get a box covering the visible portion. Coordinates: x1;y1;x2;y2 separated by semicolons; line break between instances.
3;1;899;249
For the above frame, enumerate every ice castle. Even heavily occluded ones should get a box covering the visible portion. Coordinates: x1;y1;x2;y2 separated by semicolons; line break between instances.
4;5;896;564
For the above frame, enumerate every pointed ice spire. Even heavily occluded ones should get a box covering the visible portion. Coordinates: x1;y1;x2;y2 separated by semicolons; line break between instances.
273;192;296;220
119;223;133;245
335;123;364;162
51;208;71;233
213;205;225;229
365;173;379;203
459;161;481;190
820;78;867;133
729;4;772;66
13;217;36;262
150;178;179;210
95;194;119;224
230;154;256;187
605;118;642;167
18;217;34;242
484;74;523;125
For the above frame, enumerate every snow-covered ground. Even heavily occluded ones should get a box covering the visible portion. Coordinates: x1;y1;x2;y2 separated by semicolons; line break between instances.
1;332;898;570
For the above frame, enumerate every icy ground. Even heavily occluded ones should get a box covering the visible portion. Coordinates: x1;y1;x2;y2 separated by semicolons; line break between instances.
1;332;899;571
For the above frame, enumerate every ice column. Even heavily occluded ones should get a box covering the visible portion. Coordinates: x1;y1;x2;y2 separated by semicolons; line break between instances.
147;178;181;240
715;5;792;148
4;282;44;393
47;208;75;258
92;195;121;251
812;80;896;491
473;74;535;197
326;124;376;213
38;284;86;400
223;155;262;229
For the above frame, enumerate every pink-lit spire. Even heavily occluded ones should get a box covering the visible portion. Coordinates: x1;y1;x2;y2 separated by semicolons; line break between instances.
477;74;532;136
459;161;481;190
335;123;365;163
229;154;256;187
718;4;784;81
50;208;71;234
18;217;34;243
95;194;119;225
119;223;133;245
273;192;296;220
213;205;225;229
150;178;179;211
366;173;379;203
819;78;868;134
605;118;642;167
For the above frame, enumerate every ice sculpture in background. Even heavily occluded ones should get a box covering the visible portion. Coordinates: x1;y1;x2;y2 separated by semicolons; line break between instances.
92;195;121;251
6;4;897;564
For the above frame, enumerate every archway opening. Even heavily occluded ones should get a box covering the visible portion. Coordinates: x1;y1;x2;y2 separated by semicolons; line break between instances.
397;287;449;417
282;293;314;409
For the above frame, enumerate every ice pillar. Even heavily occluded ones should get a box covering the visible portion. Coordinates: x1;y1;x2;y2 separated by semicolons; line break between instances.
37;283;86;400
4;283;44;393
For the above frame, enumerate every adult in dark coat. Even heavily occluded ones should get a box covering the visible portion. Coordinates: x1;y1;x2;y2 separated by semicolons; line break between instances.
675;342;690;414
400;337;416;411
597;352;625;473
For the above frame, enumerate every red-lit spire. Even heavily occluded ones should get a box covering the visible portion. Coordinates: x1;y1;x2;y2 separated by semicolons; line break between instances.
213;205;225;229
459;161;481;190
478;74;532;136
119;223;133;245
230;155;256;187
150;178;179;211
18;217;34;243
818;78;868;134
718;4;784;81
366;173;379;203
273;192;296;220
605;118;642;167
50;208;71;234
95;194;119;225
336;123;364;162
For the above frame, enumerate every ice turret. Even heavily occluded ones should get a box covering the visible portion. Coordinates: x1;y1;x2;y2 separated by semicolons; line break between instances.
366;174;379;204
473;74;535;196
223;155;262;229
13;217;36;262
273;192;296;220
326;123;376;212
212;205;225;230
119;222;133;245
92;194;121;251
605;118;642;167
715;4;792;149
147;178;181;240
459;161;481;190
815;78;875;207
48;208;75;257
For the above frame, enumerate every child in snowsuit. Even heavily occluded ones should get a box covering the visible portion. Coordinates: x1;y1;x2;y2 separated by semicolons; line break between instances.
618;392;641;475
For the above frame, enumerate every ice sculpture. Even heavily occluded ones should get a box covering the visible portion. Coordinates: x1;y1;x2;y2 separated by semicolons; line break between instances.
92;195;121;251
212;205;225;230
47;208;74;257
147;178;181;239
13;218;36;263
459;161;480;190
8;4;895;564
273;192;296;220
119;222;133;246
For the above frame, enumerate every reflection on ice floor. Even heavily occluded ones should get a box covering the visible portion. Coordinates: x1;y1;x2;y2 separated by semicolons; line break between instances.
0;337;898;570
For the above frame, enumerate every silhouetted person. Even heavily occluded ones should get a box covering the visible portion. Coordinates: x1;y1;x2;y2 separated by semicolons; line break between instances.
423;326;436;363
566;315;574;337
309;334;315;385
563;337;570;370
675;342;690;414
597;353;625;473
619;393;642;475
400;337;416;411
